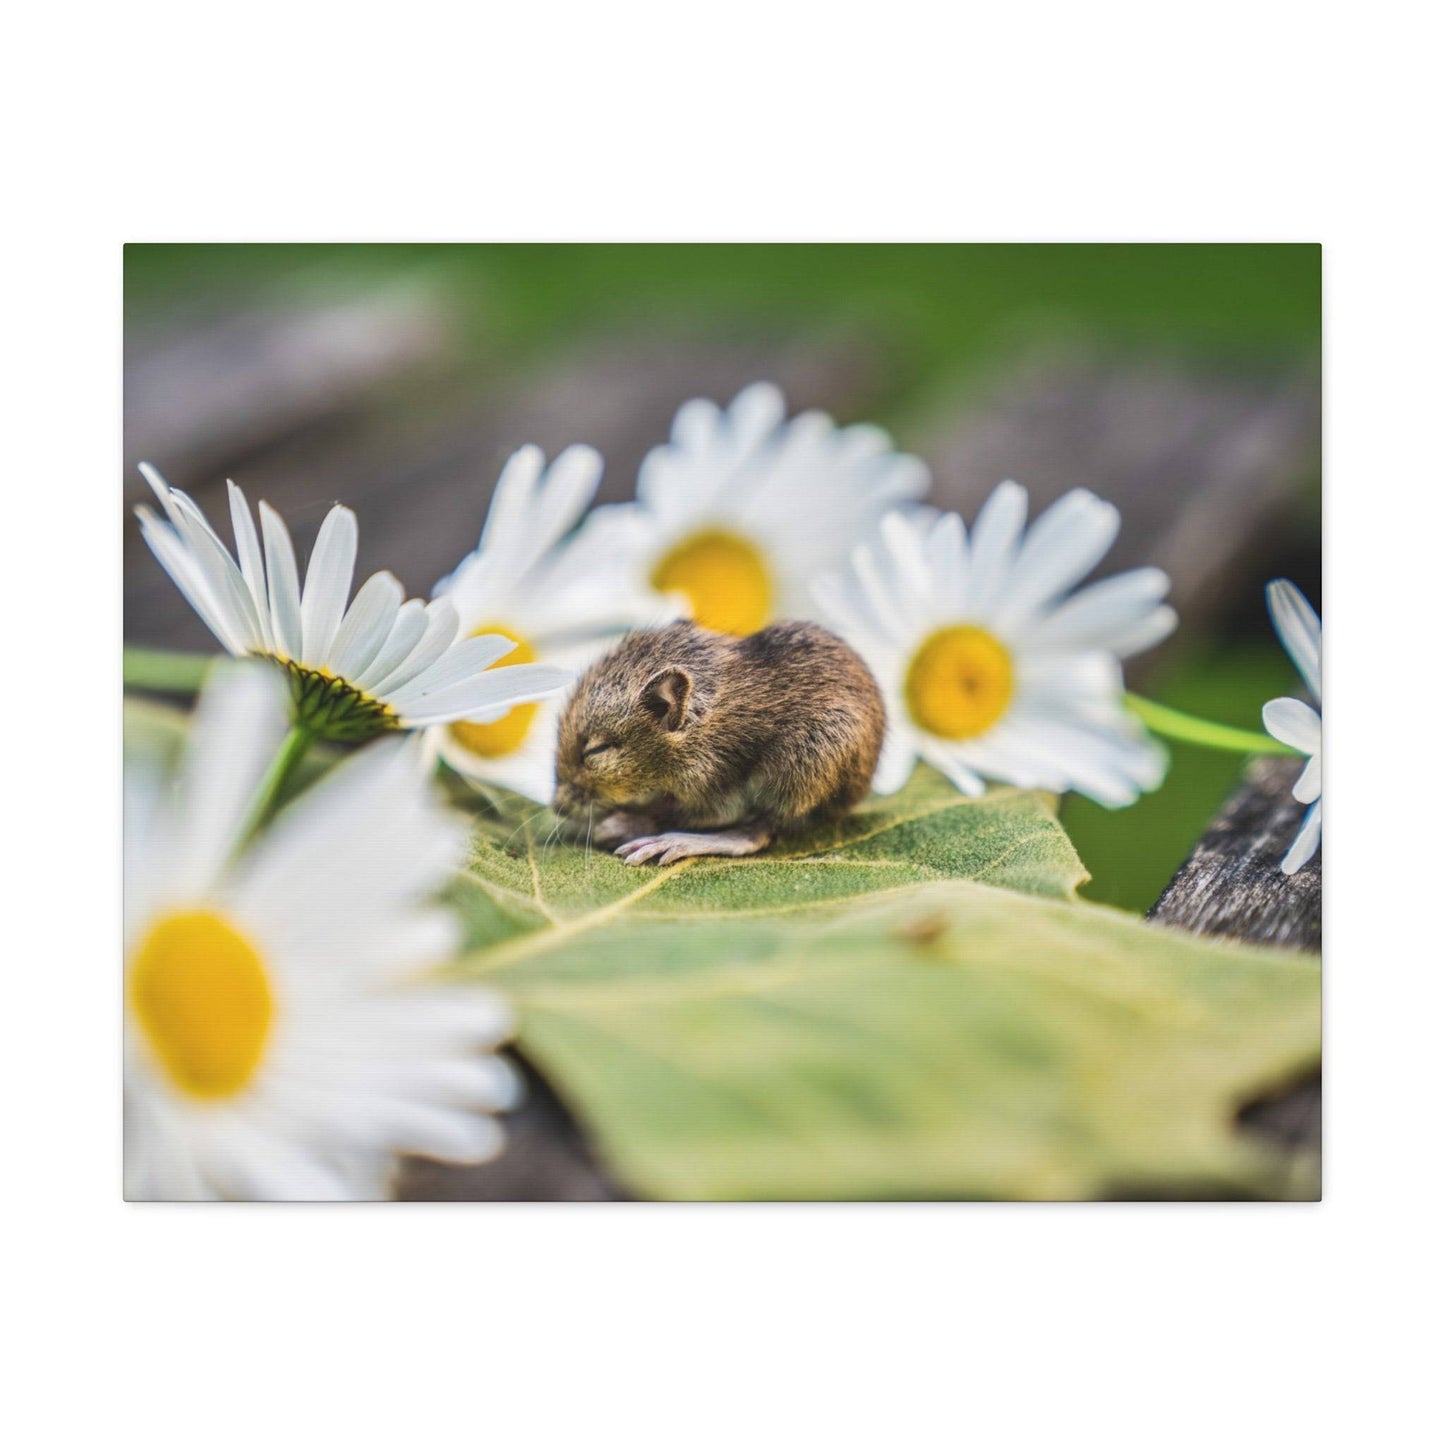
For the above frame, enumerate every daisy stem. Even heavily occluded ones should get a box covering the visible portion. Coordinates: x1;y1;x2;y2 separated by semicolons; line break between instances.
122;646;212;693
1124;693;1297;756
238;723;317;847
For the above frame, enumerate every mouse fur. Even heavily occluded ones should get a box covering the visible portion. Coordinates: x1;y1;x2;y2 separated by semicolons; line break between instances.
553;620;885;865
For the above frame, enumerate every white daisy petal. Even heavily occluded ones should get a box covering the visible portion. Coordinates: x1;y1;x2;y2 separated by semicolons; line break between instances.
671;395;725;451
964;480;1029;613
994;488;1121;627
951;726;1072;792
166;492;266;650
299;505;358;662
1262;697;1322;756
327;571;404;679
226;481;274;651
1100;605;1180;660
476;444;545;558
342;988;514;1050
1293;752;1322;806
1026;567;1173;652
918;741;988;797
139;462;187;526
851;541;913;642
1266;579;1321;701
397;663;574;727
259;501;304;659
878;511;934;614
359;1099;506;1165
1016;652;1123;705
203;1117;367;1202
137;507;250;655
479;443;602;582
731;381;789;445
235;741;462;928
353;599;428;692
387;632;519;704
871;723;920;794
923;510;968;611
1281;799;1321;875
368;599;460;697
403;1055;524;1114
1001;716;1165;807
166;662;290;901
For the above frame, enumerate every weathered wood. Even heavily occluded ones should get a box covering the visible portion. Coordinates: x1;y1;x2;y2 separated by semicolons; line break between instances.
1149;756;1322;1174
1149;756;1321;949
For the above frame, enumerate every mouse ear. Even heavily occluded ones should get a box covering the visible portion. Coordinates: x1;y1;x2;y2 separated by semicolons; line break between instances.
641;668;692;732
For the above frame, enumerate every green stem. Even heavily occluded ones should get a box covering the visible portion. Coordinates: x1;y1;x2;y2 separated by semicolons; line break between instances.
236;724;317;849
123;646;214;693
1125;693;1297;756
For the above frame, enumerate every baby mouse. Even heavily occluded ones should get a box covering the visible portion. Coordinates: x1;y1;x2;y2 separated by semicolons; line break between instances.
553;620;885;866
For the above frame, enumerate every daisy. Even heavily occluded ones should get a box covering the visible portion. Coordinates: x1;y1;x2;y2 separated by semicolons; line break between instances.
136;465;572;742
577;381;930;636
427;444;666;803
813;483;1178;806
1261;579;1322;875
125;663;517;1200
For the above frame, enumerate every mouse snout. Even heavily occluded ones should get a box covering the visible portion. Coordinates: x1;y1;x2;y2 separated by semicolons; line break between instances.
552;776;591;819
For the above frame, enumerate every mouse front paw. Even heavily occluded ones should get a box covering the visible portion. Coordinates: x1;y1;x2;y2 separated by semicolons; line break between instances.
616;828;771;866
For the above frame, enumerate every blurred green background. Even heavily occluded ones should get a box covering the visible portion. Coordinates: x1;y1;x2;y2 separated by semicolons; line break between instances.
124;243;1321;912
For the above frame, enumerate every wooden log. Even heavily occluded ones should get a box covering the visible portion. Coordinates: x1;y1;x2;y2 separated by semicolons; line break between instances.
1150;755;1321;949
1149;756;1322;1168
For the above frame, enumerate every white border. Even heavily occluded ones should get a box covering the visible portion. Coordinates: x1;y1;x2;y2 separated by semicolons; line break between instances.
8;3;1439;1438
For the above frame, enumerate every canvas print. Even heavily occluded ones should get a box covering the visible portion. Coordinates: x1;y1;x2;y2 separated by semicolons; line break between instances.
122;243;1322;1201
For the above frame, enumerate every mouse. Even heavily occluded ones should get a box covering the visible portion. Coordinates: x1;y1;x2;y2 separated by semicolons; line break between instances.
553;619;886;866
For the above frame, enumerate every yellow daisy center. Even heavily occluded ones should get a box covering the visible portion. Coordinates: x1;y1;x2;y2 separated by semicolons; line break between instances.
651;529;774;635
129;909;275;1101
905;625;1014;740
449;625;540;759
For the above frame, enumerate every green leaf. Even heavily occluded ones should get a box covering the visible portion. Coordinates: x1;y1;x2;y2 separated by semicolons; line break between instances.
449;766;1087;949
454;771;1320;1201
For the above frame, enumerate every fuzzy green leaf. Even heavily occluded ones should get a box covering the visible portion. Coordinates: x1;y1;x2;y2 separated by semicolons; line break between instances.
448;766;1085;953
453;771;1320;1201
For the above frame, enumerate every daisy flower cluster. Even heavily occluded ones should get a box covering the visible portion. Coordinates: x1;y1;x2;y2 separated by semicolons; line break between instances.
127;379;1319;1197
